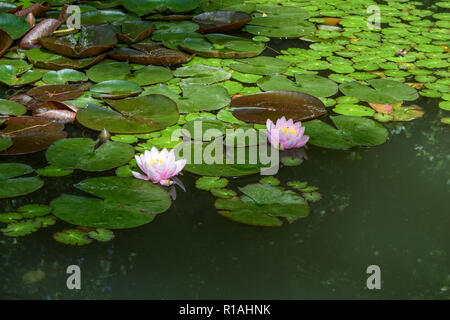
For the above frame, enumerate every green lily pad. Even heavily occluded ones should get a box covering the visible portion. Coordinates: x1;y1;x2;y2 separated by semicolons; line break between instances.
303;115;389;150
90;80;143;99
1;220;41;237
122;0;199;16
0;13;29;40
76;94;179;133
333;103;375;117
259;176;280;186
25;48;106;70
303;191;322;202
36;215;57;228
127;65;173;86
0;163;44;199
86;61;131;83
53;229;92;246
195;176;229;191
174;64;230;85
181;33;265;58
210;188;237;199
42;69;88;84
0;99;26;116
229;56;290;75
183;118;230;141
46;138;135;172
88;228;115;242
17;204;52;218
216;184;310;226
51;176;171;229
176;84;231;113
116;21;156;43
339;80;418;104
36;165;74;177
0;65;43;86
0;212;23;224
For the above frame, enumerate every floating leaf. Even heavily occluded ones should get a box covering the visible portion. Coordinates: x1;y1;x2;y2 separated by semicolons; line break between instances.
216;184;309;226
53;229;92;246
174;64;230;85
195;176;229;191
109;44;192;65
116;21;156;43
230;91;327;124
36;165;74;177
303;115;389;150
46;138;134;172
40;26;117;58
1;220;41;237
229;56;289;75
127;65;173;86
0;99;26;116
0;29;12;58
193;10;251;33
0;212;23;224
76;95;179;133
176;84;231;113
210;188;236;199
0;13;29;40
17;204;52;218
333;104;375;117
27;84;84;101
90;80;143;99
26;48;106;70
0;65;43;86
0;163;44;198
42;69;88;84
88;228;115;242
121;0;199;16
183;118;230;141
0;116;67;155
86;61;131;83
19;18;61;49
36;215;57;228
51;176;171;229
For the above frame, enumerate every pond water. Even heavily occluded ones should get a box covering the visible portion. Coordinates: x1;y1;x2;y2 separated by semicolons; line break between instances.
0;0;449;300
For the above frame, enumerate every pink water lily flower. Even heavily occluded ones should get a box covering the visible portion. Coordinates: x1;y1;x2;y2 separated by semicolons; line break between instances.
266;117;309;150
132;147;186;186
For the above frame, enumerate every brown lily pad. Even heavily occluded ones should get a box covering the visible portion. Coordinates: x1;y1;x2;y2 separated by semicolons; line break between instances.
146;14;193;21
15;3;51;18
230;91;327;124
19;18;61;49
116;21;156;44
0;116;67;155
39;26;117;58
27;84;85;102
193;11;251;33
32;101;78;123
8;94;43;111
109;44;192;65
368;102;396;115
0;30;12;57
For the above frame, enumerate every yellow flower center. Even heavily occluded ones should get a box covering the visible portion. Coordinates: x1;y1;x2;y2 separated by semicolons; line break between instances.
281;127;296;135
150;159;164;166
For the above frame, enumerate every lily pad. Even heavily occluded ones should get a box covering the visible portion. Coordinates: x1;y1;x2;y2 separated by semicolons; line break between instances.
116;21;156;43
127;65;173;85
121;0;199;16
0;13;29;40
303;115;389;150
176;84;231;113
216;184;309;226
229;56;290;75
0;99;26;116
210;188;236;199
0;137;12;152
0;65;43;86
26;48;107;70
339;80;418;104
51;176;171;229
36;165;74;177
181;33;265;58
1;220;41;237
39;26;117;58
86;61;131;83
27;84;84;101
0;30;12;57
193;10;251;33
88;228;115;242
90;80;143;99
53;229;92;246
0;163;44;199
195;176;229;190
42;69;88;84
0;212;23;224
76;95;179;133
46;138;135;172
174;64;230;84
0;116;67;155
333;104;375;117
108;44;192;65
230;91;327;124
17;204;52;218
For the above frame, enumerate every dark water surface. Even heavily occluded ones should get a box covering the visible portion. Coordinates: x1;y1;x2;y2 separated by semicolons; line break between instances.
0;33;449;300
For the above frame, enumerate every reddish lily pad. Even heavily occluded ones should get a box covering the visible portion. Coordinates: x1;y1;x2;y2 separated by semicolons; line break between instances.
109;44;192;65
39;26;118;58
0;30;12;58
19;18;61;49
27;84;85;101
26;48;107;70
15;3;51;17
0;116;67;155
193;10;251;33
230;91;327;124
